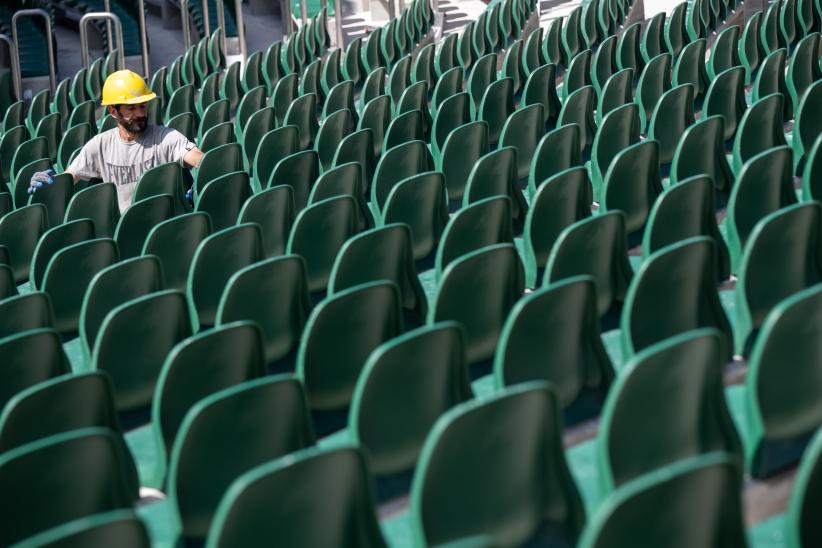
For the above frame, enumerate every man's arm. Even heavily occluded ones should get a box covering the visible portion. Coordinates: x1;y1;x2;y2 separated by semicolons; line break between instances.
62;168;83;184
183;147;204;169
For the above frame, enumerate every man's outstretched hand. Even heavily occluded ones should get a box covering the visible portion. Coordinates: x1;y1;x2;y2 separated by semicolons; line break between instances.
28;169;55;195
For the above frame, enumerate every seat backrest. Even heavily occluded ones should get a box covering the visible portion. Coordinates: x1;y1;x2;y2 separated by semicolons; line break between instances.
195;172;253;232
133;162;189;215
494;276;613;409
557;85;596;151
648;83;695;165
216;255;311;367
410;383;585;547
329;223;427;322
42;238;120;334
0;291;54;340
528;124;583;199
142;212;212;292
793;79;822;174
544;211;633;316
577;453;746;548
437;121;489;201
29;218;95;291
735;202;822;354
350;322;472;476
0;327;70;412
786;425;822;548
435;196;514;282
381;172;449;261
237;185;295;259
80;255;164;363
731;93;787;174
635;53;672;131
93;290;193;413
669;115;733;191
115;195;175;259
205;446;385;548
726;146;797;273
64;183;121;238
431;243;525;365
0;427;139;546
14;508;151;548
194;143;244;195
463;147;527;223
0;371;119;454
743;284;822;477
0;203;48;283
188;224;263;329
169;377;316;542
371;140;433;210
600;140;663;234
297;281;403;411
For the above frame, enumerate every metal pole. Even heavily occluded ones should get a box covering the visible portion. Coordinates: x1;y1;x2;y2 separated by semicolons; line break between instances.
0;34;20;101
387;0;396;21
234;0;247;60
79;12;126;70
300;0;308;24
11;9;57;92
180;0;192;49
202;0;212;36
333;0;344;47
216;0;227;57
103;0;114;54
137;0;150;76
281;0;294;34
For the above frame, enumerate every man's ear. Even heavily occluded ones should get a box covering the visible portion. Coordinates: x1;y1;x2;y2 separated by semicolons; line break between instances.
107;105;119;117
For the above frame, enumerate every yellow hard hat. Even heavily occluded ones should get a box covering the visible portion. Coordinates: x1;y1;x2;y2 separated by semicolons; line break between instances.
101;69;156;105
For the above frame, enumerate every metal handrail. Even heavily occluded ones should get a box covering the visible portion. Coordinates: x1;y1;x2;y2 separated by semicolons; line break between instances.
180;0;214;49
137;0;150;75
232;0;247;60
79;12;126;71
333;0;344;47
281;0;295;34
300;0;308;23
11;9;57;93
0;34;21;101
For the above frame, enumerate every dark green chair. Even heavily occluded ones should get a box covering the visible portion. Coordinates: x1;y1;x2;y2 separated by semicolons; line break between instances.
726;146;797;273
589;103;641;200
727;284;822;478
406;383;585;547
0;371;119;454
577;452;746;547
731;93;787;175
463;148;528;225
751;48;788;110
467;53;497;117
499;104;543;181
371;140;433;211
252;125;300;193
286;196;359;293
283;93;319;150
240;107;276;171
669;116;733;192
437;121;489;203
431;92;470;158
700;66;746;140
329;224;427;322
130;321;266;488
734;202;822;354
521;63;561;127
322;80;356;120
380;172;449;261
739;12;762;85
544;211;632;317
205;446;384;547
79;256;164;366
435;196;514;283
0;328;69;412
640;12;666;63
115;195;174;260
199;122;236;153
672;39;709;99
562;50;593;101
297;280;403;411
557;86;597;152
431;67;463;114
188;224;263;330
663;2;687;58
29;218;95;291
90;290;192;413
196;172;253;232
487;276;613;412
42;239;119;334
232;86;267;142
617;22;642;73
635;53;672;131
132;162;189;215
216;255;311;368
786;33;821;115
597;68;634;125
599;140;663;235
316;110;354;173
332;129;377;187
64;183;120;238
0;292;55;340
523;167;592;288
268;150;319;212
309;162;371;231
0;428;139;547
334;322;472;477
167;376;316;545
142;212;212;292
193;143;244;197
528;124;583;199
802;136;822;202
621;238;733;361
792;80;822;175
478;77;514;144
641;175;730;279
429;243;524;365
13;509;150;547
706;25;741;79
592;35;617;94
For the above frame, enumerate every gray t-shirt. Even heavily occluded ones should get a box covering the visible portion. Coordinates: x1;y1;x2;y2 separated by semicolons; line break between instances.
67;125;196;212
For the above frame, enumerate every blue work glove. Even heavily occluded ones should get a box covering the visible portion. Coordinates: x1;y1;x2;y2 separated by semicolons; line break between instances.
28;169;55;195
185;187;194;205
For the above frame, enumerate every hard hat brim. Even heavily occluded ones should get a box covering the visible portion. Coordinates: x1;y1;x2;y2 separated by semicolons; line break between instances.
101;92;157;106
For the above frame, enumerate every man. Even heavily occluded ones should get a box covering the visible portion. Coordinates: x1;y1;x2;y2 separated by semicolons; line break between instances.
29;69;204;213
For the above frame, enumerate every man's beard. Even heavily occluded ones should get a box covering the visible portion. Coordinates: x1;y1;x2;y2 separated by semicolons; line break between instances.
121;116;147;133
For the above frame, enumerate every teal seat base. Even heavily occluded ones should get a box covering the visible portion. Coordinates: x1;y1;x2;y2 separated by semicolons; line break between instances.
136;498;179;548
601;329;624;371
125;424;163;489
747;512;787;548
565;439;604;515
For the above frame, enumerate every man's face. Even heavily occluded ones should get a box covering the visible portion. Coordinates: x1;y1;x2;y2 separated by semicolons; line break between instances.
110;103;148;133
